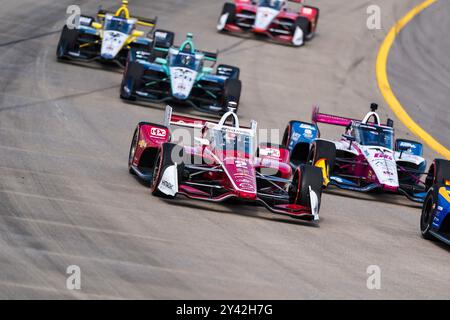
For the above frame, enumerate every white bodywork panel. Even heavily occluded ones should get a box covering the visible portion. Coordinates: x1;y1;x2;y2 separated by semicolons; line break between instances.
394;151;426;166
309;186;319;221
217;13;229;31
292;26;304;46
101;30;128;59
157;164;179;197
253;7;280;30
170;67;198;100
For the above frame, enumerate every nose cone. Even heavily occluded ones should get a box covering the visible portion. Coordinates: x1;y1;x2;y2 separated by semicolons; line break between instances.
101;53;114;60
171;92;189;100
170;67;197;101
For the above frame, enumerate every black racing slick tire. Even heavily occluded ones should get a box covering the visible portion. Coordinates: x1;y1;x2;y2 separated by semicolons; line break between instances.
420;185;440;240
307;140;336;180
153;29;175;50
222;79;242;111
120;62;145;101
128;127;139;174
217;64;240;80
289;165;323;208
217;3;236;31
56;26;79;60
426;159;450;189
150;143;184;199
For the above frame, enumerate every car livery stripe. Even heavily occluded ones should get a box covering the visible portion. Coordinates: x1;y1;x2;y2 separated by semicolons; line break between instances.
376;0;450;160
439;186;450;203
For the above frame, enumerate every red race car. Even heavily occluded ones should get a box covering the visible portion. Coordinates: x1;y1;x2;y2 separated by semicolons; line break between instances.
128;103;324;222
217;0;319;47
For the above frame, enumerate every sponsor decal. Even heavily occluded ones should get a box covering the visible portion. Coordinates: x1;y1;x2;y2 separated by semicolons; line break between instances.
161;180;174;190
259;147;281;158
138;140;147;148
150;127;167;138
374;152;393;160
300;123;315;130
239;183;255;191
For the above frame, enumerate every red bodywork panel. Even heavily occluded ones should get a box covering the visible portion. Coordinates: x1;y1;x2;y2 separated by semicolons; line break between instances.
131;112;315;219
224;0;319;44
133;122;170;168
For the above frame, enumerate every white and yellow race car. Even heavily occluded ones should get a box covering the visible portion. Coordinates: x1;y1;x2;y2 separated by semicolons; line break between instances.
56;0;173;67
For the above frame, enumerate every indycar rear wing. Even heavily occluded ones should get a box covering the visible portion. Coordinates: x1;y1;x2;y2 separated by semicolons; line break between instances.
97;10;158;28
163;106;256;131
312;106;392;128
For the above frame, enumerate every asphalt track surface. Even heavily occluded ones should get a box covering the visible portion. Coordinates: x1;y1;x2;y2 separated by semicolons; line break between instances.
388;0;450;151
0;0;448;299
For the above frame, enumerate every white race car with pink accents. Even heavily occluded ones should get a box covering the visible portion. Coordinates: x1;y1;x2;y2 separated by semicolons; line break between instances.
283;103;434;203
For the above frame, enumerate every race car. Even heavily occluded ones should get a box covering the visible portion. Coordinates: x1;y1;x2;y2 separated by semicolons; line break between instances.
421;159;450;245
217;0;319;47
128;103;323;222
120;33;242;115
56;0;161;67
282;103;431;202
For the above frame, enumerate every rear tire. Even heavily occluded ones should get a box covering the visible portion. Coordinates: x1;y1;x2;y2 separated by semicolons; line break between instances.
56;26;79;60
217;64;240;80
308;140;336;172
289;165;323;208
153;29;175;52
120;62;145;101
217;3;236;31
222;79;242;112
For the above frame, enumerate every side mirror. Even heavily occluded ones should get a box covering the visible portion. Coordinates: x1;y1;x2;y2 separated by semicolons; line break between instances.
91;22;102;29
397;144;409;159
155;57;167;65
202;67;213;74
132;30;145;37
342;134;356;150
342;134;356;142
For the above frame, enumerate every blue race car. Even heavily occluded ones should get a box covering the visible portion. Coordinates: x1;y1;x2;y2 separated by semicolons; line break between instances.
120;33;242;115
421;159;450;245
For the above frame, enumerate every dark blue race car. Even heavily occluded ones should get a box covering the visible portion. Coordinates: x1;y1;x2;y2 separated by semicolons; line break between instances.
421;159;450;245
120;33;242;115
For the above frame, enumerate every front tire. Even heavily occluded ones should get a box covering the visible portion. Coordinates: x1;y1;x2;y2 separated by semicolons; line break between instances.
222;79;242;112
289;165;323;208
128;128;139;174
56;26;79;60
120;62;145;101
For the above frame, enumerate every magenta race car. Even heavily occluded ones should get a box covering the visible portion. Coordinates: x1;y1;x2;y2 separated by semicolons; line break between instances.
217;0;319;47
128;103;324;222
283;104;434;203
